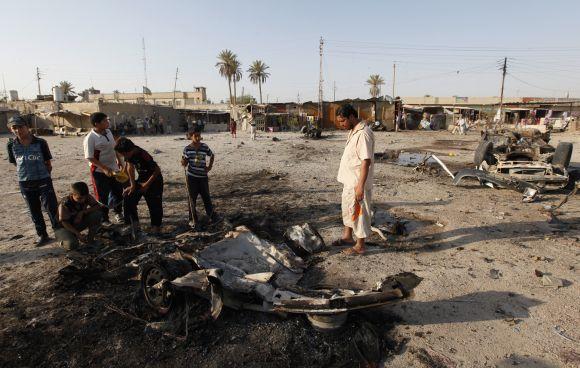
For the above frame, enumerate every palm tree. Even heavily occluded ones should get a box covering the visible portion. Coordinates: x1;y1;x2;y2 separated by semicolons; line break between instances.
59;81;75;95
232;58;242;105
215;49;236;105
366;74;384;98
248;60;270;104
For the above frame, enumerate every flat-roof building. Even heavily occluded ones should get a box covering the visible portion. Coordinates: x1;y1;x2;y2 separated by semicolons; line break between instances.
88;87;207;107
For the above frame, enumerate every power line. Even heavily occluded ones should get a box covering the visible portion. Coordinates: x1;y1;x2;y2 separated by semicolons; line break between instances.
507;72;578;93
396;62;499;85
325;39;580;52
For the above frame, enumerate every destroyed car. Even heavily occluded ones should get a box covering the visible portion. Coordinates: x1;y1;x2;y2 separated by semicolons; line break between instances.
454;129;575;194
300;121;322;139
140;226;421;331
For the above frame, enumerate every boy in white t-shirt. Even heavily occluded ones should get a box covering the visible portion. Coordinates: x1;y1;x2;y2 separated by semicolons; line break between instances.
83;112;124;224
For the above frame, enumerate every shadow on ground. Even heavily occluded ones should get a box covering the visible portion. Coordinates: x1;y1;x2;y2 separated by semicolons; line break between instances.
390;291;542;325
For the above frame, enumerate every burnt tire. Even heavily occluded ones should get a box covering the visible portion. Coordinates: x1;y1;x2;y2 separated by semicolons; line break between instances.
300;126;308;134
553;142;573;169
140;257;194;316
474;141;494;166
141;263;174;316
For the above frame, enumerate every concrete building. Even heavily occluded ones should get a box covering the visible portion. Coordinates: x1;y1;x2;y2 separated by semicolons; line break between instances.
401;96;580;129
0;107;20;133
88;87;207;107
6;100;185;133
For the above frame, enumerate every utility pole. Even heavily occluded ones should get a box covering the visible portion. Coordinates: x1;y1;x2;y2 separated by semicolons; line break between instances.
392;63;396;98
318;37;324;129
333;81;336;101
36;67;42;96
241;86;244;103
498;57;507;124
172;67;179;107
297;92;300;104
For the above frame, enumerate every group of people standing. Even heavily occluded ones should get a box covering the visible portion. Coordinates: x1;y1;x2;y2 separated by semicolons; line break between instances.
112;115;173;136
8;103;374;256
7;112;218;249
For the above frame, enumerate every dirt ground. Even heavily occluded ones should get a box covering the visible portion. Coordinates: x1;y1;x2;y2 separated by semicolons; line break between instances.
0;128;578;368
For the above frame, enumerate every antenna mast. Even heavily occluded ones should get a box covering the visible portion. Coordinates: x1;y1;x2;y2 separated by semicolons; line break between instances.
318;37;324;128
1;74;6;100
142;38;148;89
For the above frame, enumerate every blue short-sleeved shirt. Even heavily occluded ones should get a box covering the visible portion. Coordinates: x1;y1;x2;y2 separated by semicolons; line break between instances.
7;136;52;182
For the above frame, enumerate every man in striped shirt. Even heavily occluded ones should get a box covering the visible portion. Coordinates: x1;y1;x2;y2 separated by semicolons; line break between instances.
181;127;218;228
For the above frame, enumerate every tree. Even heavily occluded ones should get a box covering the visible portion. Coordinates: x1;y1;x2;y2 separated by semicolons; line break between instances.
215;50;237;106
366;74;384;98
59;81;76;101
248;60;270;104
232;58;242;106
228;94;256;104
79;87;100;102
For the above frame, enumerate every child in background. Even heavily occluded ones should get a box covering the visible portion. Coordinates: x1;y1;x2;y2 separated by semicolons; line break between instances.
229;118;237;138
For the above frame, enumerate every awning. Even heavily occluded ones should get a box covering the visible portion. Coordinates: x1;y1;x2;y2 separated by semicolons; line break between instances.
48;110;85;117
441;106;478;110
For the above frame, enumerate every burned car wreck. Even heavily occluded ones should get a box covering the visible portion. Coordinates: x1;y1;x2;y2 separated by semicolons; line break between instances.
140;226;421;331
454;129;576;197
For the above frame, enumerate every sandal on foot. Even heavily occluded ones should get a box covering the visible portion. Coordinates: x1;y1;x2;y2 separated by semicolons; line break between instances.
331;239;355;247
342;247;365;256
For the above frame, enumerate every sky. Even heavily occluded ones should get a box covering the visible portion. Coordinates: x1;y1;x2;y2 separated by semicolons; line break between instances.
1;0;580;102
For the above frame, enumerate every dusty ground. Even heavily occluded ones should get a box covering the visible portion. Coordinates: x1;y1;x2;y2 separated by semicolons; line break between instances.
0;128;579;368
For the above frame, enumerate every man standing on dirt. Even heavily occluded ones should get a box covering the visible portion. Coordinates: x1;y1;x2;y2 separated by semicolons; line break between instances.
6;116;60;246
83;112;124;225
334;104;375;255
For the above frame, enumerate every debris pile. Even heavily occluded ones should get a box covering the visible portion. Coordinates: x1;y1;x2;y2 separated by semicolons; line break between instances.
56;222;422;338
455;129;575;196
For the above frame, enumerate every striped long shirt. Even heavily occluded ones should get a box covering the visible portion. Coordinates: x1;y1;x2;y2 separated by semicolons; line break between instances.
183;143;213;178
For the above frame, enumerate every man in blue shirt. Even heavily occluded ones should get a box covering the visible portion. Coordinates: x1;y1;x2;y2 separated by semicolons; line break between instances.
7;116;59;246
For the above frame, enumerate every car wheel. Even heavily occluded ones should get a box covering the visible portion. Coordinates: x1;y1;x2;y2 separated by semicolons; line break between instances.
141;263;173;316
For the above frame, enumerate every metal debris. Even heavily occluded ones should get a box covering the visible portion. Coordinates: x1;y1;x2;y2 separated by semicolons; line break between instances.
140;226;422;330
285;223;326;254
